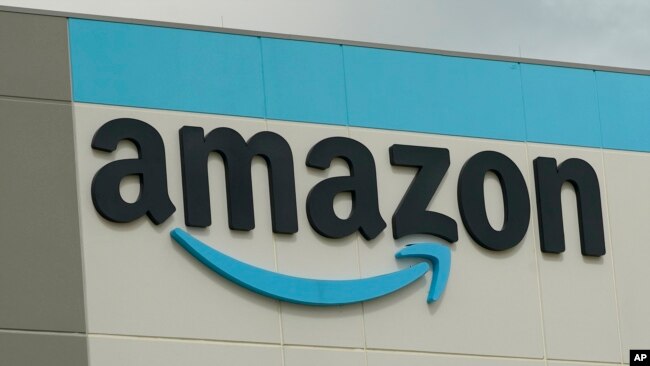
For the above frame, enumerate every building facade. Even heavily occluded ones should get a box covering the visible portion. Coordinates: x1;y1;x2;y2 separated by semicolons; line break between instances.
1;7;649;366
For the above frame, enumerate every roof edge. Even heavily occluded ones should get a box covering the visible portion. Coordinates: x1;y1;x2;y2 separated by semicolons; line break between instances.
2;4;649;76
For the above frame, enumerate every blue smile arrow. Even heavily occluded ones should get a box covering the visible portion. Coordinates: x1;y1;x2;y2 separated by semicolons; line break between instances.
171;228;451;305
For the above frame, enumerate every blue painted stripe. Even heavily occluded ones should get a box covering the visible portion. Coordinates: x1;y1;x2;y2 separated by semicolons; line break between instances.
69;19;266;117
261;38;348;125
520;64;602;148
343;46;527;141
68;19;650;152
596;71;650;152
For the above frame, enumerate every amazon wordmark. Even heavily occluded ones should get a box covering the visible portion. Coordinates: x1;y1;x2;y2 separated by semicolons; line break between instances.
91;118;606;257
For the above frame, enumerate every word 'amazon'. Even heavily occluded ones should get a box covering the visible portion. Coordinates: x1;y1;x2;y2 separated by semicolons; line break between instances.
92;118;606;257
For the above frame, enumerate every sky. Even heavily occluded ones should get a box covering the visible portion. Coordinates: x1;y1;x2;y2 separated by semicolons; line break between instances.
1;0;649;70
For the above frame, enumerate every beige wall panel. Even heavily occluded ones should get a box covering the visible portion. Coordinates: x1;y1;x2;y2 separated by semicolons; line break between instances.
88;334;282;366
526;143;620;363
350;127;544;358
283;347;365;366
603;150;650;364
74;103;282;343
267;120;365;348
367;350;545;366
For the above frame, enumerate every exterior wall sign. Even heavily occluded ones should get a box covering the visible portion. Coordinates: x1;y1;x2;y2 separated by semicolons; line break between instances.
91;118;607;305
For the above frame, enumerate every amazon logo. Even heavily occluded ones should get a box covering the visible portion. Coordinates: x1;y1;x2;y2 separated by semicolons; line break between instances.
90;118;606;305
